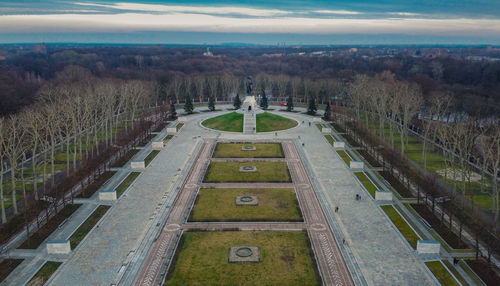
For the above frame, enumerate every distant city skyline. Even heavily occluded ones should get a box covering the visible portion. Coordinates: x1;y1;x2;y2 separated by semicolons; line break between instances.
1;0;499;44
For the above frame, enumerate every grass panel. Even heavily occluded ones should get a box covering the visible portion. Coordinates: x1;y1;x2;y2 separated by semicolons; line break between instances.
166;231;320;285
190;188;302;222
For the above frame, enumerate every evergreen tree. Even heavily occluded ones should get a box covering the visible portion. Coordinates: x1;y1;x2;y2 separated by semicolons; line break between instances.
286;96;294;112
260;88;268;110
307;96;317;115
233;93;241;109
208;95;215;111
169;98;177;120
184;93;193;114
322;101;331;121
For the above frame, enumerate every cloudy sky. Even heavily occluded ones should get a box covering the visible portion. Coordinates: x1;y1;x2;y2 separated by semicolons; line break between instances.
1;0;499;44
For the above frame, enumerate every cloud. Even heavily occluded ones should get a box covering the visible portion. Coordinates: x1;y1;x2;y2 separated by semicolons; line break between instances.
1;12;499;36
313;10;362;15
74;2;290;17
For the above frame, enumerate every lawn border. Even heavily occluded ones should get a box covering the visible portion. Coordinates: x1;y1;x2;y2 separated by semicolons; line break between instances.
424;260;462;286
379;204;422;250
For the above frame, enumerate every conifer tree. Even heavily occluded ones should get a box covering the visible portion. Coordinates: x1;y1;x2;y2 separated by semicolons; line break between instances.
307;96;317;115
286;96;294;111
208;95;215;111
233;93;241;109
184;93;193;114
322;101;331;121
260;88;268;110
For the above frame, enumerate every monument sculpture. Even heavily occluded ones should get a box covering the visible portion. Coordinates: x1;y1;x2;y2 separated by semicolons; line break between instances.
242;76;257;112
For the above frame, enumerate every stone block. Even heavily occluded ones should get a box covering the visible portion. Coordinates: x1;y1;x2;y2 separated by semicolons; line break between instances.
235;196;258;206
375;190;393;201
99;190;117;201
417;240;441;254
47;239;71;254
178;117;187;123
166;127;177;133
333;141;345;148
241;145;256;151
131;160;145;170
350;161;364;170
321;127;332;134
313;117;322;122
152;141;164;150
239;166;257;172
228;246;260;263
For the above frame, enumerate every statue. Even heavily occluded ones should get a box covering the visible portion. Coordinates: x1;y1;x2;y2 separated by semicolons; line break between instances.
246;76;253;96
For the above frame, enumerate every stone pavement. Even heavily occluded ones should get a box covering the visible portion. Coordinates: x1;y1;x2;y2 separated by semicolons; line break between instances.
243;109;256;134
1;106;442;285
134;138;353;286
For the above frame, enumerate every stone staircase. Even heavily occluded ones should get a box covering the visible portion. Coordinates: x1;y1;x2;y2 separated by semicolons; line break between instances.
243;110;256;134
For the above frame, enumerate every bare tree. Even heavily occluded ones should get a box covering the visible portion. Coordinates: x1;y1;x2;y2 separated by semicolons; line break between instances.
0;118;6;222
20;107;46;201
420;92;452;169
2;115;27;215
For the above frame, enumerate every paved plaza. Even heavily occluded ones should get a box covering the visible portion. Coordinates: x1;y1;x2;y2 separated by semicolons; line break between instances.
2;106;439;285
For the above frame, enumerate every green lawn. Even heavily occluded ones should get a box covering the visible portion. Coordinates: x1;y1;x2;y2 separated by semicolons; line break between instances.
176;123;184;131
26;261;62;286
204;162;291;183
166;231;320;286
163;134;174;142
213;143;284;158
315;124;322;130
354;172;378;198
470;195;500;210
145;150;160;167
190;188;302;222
69;205;110;249
202;112;243;132
425;261;459;286
336;150;351;165
380;205;419;249
116;172;141;198
256;112;298;132
324;135;335;146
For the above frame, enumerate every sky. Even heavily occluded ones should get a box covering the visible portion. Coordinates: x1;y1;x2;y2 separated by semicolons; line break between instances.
0;0;499;45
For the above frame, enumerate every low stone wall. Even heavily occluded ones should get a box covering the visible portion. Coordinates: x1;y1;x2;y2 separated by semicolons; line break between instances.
417;240;441;254
152;141;164;150
166;127;177;133
131;160;145;170
375;190;393;201
99;190;117;201
333;141;345;148
350;161;364;170
46;240;71;254
321;127;332;134
178;117;187;123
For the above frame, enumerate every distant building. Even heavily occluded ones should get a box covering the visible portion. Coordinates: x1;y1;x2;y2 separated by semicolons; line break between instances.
203;47;213;57
32;42;46;54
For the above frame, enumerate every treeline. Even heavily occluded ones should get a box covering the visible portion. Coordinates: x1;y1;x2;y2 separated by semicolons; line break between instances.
334;111;500;261
0;70;161;228
1;45;499;115
344;72;499;226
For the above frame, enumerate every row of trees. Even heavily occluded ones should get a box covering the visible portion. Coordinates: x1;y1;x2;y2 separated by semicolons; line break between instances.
0;74;159;224
165;73;344;105
341;72;500;249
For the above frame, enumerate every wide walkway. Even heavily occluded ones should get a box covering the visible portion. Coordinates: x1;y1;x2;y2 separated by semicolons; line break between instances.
2;105;437;285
